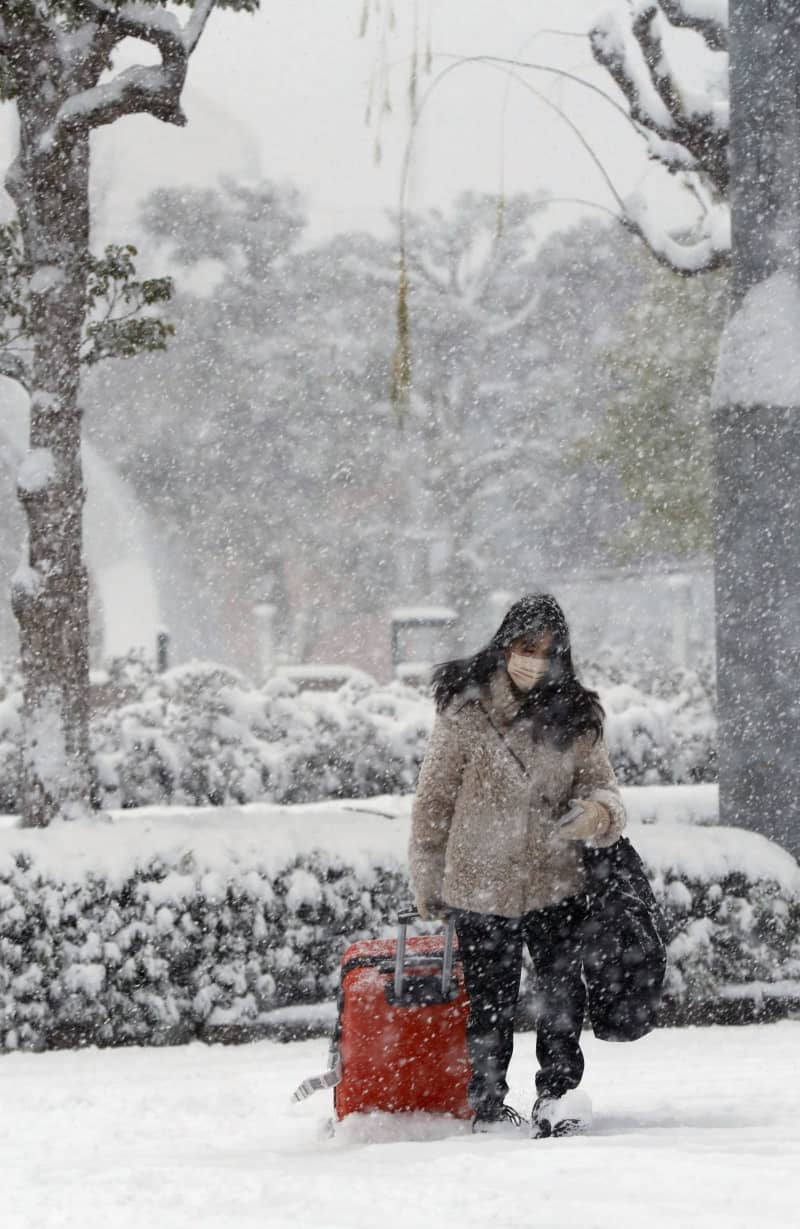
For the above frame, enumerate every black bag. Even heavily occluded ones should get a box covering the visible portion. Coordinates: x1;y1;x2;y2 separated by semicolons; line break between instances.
581;837;668;1042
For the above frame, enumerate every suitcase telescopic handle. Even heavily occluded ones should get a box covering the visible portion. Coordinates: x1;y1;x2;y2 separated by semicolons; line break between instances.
394;909;457;1002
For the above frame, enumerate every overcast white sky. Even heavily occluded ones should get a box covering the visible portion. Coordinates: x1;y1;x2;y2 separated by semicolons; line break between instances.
0;1;695;247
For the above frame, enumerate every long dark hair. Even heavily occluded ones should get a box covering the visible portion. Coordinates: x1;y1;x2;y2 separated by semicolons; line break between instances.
432;593;604;748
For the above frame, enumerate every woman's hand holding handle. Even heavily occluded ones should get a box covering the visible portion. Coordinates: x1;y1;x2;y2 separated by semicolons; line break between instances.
415;894;452;921
558;798;612;841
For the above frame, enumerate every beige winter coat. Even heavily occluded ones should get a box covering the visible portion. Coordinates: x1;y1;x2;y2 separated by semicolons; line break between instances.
409;667;626;918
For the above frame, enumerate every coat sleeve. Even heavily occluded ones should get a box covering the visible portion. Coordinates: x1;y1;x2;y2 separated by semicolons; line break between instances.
571;731;626;848
409;708;467;911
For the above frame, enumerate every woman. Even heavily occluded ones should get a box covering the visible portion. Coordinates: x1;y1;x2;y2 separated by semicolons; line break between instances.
409;593;625;1137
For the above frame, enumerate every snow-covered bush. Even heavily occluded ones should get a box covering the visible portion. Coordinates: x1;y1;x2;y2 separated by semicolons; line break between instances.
0;806;798;1053
0;809;410;1051
90;662;430;810
583;657;717;786
517;823;800;1028
656;872;800;1023
0;653;717;815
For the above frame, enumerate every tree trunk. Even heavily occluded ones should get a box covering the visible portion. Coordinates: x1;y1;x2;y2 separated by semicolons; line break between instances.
713;0;800;854
6;85;92;826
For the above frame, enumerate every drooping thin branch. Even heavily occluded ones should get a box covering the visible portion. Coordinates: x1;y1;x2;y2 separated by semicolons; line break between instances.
390;24;729;414
390;50;638;414
488;59;727;273
481;53;641;129
496;29;623;236
455;59;630;215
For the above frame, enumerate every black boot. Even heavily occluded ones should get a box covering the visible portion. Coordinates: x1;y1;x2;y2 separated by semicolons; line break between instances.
472;1103;526;1135
530;1091;592;1139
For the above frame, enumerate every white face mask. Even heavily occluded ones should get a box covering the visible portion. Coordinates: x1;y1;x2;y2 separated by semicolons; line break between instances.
507;653;549;691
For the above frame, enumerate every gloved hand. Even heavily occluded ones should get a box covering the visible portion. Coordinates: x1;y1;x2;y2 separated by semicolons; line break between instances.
415;894;451;921
558;798;612;841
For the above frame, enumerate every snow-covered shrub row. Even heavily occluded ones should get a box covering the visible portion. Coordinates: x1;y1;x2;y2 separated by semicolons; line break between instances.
0;805;798;1052
0;654;716;813
89;662;431;809
0;804;410;1051
635;823;800;1024
0;657;432;814
0;853;407;1052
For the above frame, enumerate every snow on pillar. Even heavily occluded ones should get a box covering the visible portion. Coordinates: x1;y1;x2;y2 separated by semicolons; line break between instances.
712;0;800;854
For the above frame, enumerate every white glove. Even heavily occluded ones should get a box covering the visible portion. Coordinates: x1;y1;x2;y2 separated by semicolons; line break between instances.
558;798;612;841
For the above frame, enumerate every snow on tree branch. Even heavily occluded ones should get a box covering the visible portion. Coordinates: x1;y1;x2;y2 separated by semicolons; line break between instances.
40;1;222;139
660;0;728;51
591;8;675;137
74;2;182;46
52;65;187;135
73;0;216;54
622;189;730;274
591;0;730;274
591;2;728;193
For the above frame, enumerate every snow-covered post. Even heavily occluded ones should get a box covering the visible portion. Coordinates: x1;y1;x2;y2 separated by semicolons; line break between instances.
0;2;252;825
156;629;171;674
667;572;691;669
253;602;276;682
711;0;800;853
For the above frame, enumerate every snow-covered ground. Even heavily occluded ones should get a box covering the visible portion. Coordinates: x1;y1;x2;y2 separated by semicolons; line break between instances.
3;1023;799;1229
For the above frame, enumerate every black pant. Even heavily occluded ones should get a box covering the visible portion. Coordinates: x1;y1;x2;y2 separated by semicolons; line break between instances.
454;897;587;1113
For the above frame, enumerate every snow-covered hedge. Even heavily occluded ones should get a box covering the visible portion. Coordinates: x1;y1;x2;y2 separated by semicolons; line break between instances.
91;661;433;809
0;802;410;1051
582;657;717;787
0;655;718;814
0;798;798;1053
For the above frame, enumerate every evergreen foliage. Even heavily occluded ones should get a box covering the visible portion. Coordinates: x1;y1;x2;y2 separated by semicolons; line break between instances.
575;262;728;560
0;225;175;383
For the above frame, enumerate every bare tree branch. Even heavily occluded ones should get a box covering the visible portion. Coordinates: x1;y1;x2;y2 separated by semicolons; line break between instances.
182;0;219;53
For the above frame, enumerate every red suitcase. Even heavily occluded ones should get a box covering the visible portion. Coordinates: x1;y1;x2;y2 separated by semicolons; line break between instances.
293;912;472;1121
